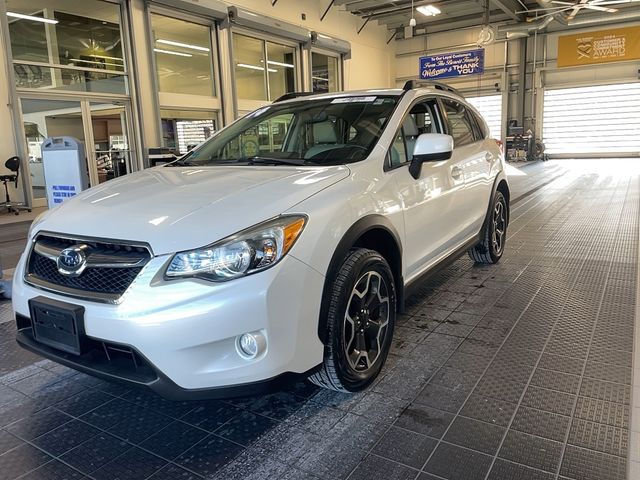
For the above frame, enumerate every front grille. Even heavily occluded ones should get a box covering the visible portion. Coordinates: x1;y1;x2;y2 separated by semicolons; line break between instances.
25;234;152;302
30;254;142;294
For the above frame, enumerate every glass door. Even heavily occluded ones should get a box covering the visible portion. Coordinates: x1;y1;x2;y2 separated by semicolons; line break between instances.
19;96;136;207
20;98;85;206
88;102;133;185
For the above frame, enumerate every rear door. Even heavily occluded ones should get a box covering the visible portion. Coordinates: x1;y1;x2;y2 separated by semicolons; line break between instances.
386;96;466;281
440;97;493;237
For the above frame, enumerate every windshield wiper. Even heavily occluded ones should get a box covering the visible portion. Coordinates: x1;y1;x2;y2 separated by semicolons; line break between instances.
246;156;309;166
167;158;197;167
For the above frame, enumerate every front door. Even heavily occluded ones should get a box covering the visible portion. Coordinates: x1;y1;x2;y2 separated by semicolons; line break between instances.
387;97;465;281
19;96;136;207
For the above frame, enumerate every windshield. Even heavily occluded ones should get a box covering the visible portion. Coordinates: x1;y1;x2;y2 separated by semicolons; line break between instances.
173;95;399;167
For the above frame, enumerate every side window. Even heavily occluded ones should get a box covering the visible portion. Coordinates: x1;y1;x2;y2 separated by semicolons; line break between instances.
441;99;476;147
387;127;407;168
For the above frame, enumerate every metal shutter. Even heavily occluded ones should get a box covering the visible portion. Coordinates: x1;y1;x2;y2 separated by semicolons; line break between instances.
467;94;502;141
543;83;640;157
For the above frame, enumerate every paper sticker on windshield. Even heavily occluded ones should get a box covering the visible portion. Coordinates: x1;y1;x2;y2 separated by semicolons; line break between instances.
331;96;377;104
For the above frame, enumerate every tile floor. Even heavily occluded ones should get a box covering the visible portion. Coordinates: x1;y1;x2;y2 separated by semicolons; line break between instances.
0;160;637;480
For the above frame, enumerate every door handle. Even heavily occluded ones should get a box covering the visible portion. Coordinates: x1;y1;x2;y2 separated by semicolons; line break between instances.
451;166;463;179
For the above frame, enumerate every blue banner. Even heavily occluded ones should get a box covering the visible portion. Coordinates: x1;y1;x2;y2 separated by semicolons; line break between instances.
419;49;485;80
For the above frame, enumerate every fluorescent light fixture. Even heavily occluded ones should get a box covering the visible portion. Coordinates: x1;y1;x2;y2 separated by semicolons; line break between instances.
417;5;441;16
156;39;209;52
7;11;58;24
237;63;277;73
267;60;294;68
154;48;192;58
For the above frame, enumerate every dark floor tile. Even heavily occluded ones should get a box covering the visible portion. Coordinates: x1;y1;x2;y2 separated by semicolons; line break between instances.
107;407;173;444
180;401;243;432
574;397;628;429
584;361;631;385
414;383;469;413
175;435;244;477
487;459;554;480
349;392;408;423
92;446;166;480
444;416;505;455
498;430;562;473
349;454;418;480
474;377;525;404
19;460;87;480
568;419;628;458
59;432;131;474
121;389;196;418
79;398;144;430
0;443;52;480
521;386;576;416
460;394;517;427
424;443;492;480
0;429;23;456
394;404;454;438
32;419;100;457
282;401;345;434
511;406;571;442
372;426;437;469
579;378;631;405
537;353;585;376
560;445;626;480
431;366;481;392
530;368;581;395
53;389;114;417
147;463;202;480
5;407;72;441
214;411;278;446
140;421;208;461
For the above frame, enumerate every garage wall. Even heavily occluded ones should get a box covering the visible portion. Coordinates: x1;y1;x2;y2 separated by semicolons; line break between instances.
394;20;640;153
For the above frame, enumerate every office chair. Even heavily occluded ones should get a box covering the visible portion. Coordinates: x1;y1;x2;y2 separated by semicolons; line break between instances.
0;156;31;215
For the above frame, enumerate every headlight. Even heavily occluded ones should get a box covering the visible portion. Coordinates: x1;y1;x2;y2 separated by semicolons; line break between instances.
165;215;306;282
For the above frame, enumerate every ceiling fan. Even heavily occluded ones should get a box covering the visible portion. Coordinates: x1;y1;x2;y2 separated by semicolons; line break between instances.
523;0;638;21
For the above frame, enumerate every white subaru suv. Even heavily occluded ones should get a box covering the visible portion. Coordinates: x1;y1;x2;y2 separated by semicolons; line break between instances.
12;81;508;399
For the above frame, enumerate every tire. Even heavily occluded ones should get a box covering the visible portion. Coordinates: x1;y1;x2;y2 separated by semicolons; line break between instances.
468;190;508;264
309;248;396;392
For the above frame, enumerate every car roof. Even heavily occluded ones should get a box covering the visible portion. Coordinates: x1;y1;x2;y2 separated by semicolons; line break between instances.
273;86;465;105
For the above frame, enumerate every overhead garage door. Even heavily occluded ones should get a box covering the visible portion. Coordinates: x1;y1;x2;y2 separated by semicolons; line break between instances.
467;94;502;141
543;82;640;157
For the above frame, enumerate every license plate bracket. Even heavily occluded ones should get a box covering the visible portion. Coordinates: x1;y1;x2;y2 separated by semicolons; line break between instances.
29;296;86;355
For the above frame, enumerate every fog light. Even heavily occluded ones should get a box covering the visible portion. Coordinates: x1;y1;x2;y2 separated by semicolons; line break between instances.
236;332;265;359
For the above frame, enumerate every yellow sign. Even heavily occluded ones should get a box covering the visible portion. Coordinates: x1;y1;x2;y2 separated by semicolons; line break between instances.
557;26;640;67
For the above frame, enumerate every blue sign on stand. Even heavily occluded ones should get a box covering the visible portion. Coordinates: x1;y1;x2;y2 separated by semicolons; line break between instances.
419;49;485;80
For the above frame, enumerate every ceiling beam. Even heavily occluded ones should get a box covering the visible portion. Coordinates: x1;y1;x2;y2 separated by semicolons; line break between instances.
489;0;526;21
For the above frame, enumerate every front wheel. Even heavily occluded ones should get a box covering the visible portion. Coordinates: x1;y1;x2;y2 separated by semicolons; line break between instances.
468;190;508;264
309;248;396;392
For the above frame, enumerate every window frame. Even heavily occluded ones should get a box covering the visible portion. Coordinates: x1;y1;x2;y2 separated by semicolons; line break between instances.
309;47;343;94
384;95;446;172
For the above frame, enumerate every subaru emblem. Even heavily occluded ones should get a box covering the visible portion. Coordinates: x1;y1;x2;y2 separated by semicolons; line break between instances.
57;245;89;277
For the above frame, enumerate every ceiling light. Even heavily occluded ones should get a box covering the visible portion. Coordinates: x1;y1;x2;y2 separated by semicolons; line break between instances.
237;63;277;73
7;11;58;24
417;5;441;16
267;60;295;68
154;48;192;58
156;39;209;52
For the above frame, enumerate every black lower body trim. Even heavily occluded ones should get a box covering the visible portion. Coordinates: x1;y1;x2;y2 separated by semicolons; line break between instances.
15;321;319;401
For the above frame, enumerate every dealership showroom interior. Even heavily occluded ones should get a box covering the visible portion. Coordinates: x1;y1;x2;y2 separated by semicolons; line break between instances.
2;0;640;479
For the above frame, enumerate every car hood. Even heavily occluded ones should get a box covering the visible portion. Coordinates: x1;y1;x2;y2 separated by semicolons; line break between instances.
33;165;350;255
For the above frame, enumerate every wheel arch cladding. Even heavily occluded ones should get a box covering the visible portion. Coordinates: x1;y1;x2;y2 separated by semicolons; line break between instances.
496;178;510;223
317;215;403;345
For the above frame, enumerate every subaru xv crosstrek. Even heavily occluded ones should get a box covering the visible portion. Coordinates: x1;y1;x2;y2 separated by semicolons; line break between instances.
12;81;509;399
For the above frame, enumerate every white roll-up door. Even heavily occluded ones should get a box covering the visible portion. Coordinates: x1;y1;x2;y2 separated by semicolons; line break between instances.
543;83;640;157
467;94;502;141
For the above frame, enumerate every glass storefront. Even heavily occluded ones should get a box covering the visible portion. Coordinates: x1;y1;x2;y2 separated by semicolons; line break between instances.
233;33;297;102
311;52;340;93
150;13;214;97
160;109;217;154
7;0;127;95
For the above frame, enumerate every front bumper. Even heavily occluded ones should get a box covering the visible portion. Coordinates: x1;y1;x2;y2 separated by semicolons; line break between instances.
12;253;326;397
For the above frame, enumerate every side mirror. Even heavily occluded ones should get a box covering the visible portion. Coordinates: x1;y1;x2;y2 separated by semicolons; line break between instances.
409;134;454;179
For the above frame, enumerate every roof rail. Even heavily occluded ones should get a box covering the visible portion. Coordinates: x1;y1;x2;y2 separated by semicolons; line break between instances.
402;80;464;97
273;91;318;103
